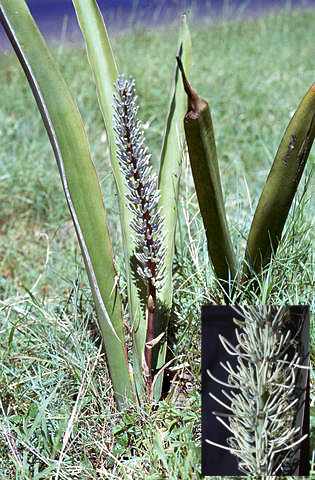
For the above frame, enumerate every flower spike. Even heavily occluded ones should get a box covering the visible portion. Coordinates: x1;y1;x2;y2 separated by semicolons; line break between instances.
113;75;166;394
113;75;166;289
206;306;308;475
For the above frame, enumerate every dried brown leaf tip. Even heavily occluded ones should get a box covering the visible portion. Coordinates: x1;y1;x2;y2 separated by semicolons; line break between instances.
176;55;208;119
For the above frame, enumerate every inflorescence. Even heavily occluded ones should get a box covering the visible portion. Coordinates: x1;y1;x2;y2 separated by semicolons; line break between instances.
113;75;166;289
206;305;308;476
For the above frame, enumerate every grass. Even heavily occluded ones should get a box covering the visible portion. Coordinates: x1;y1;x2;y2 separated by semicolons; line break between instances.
0;3;314;478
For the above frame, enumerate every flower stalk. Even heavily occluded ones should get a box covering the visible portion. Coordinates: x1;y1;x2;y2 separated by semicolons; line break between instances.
113;75;166;394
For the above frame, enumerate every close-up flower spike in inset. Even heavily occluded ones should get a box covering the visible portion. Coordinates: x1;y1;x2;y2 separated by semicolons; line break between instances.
113;75;166;391
206;305;309;476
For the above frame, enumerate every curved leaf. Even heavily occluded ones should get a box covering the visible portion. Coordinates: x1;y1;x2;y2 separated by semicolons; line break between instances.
71;0;146;399
153;15;192;400
0;0;134;408
176;57;237;293
243;83;315;278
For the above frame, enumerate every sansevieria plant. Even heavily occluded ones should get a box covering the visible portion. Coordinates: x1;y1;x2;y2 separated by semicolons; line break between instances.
0;0;313;411
0;0;191;408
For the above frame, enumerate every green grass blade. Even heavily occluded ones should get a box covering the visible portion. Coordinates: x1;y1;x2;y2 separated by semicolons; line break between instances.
71;0;146;399
152;15;192;400
243;83;315;279
177;58;238;293
0;0;134;408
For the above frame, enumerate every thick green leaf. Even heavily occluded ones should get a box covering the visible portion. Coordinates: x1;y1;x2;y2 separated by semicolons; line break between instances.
176;58;237;295
153;15;192;400
71;0;146;399
0;0;134;408
243;83;315;278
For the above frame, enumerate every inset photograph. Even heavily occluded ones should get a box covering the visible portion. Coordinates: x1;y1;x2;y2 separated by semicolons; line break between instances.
201;305;310;476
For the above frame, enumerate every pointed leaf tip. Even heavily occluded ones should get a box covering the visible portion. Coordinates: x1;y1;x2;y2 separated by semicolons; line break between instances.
176;56;208;119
